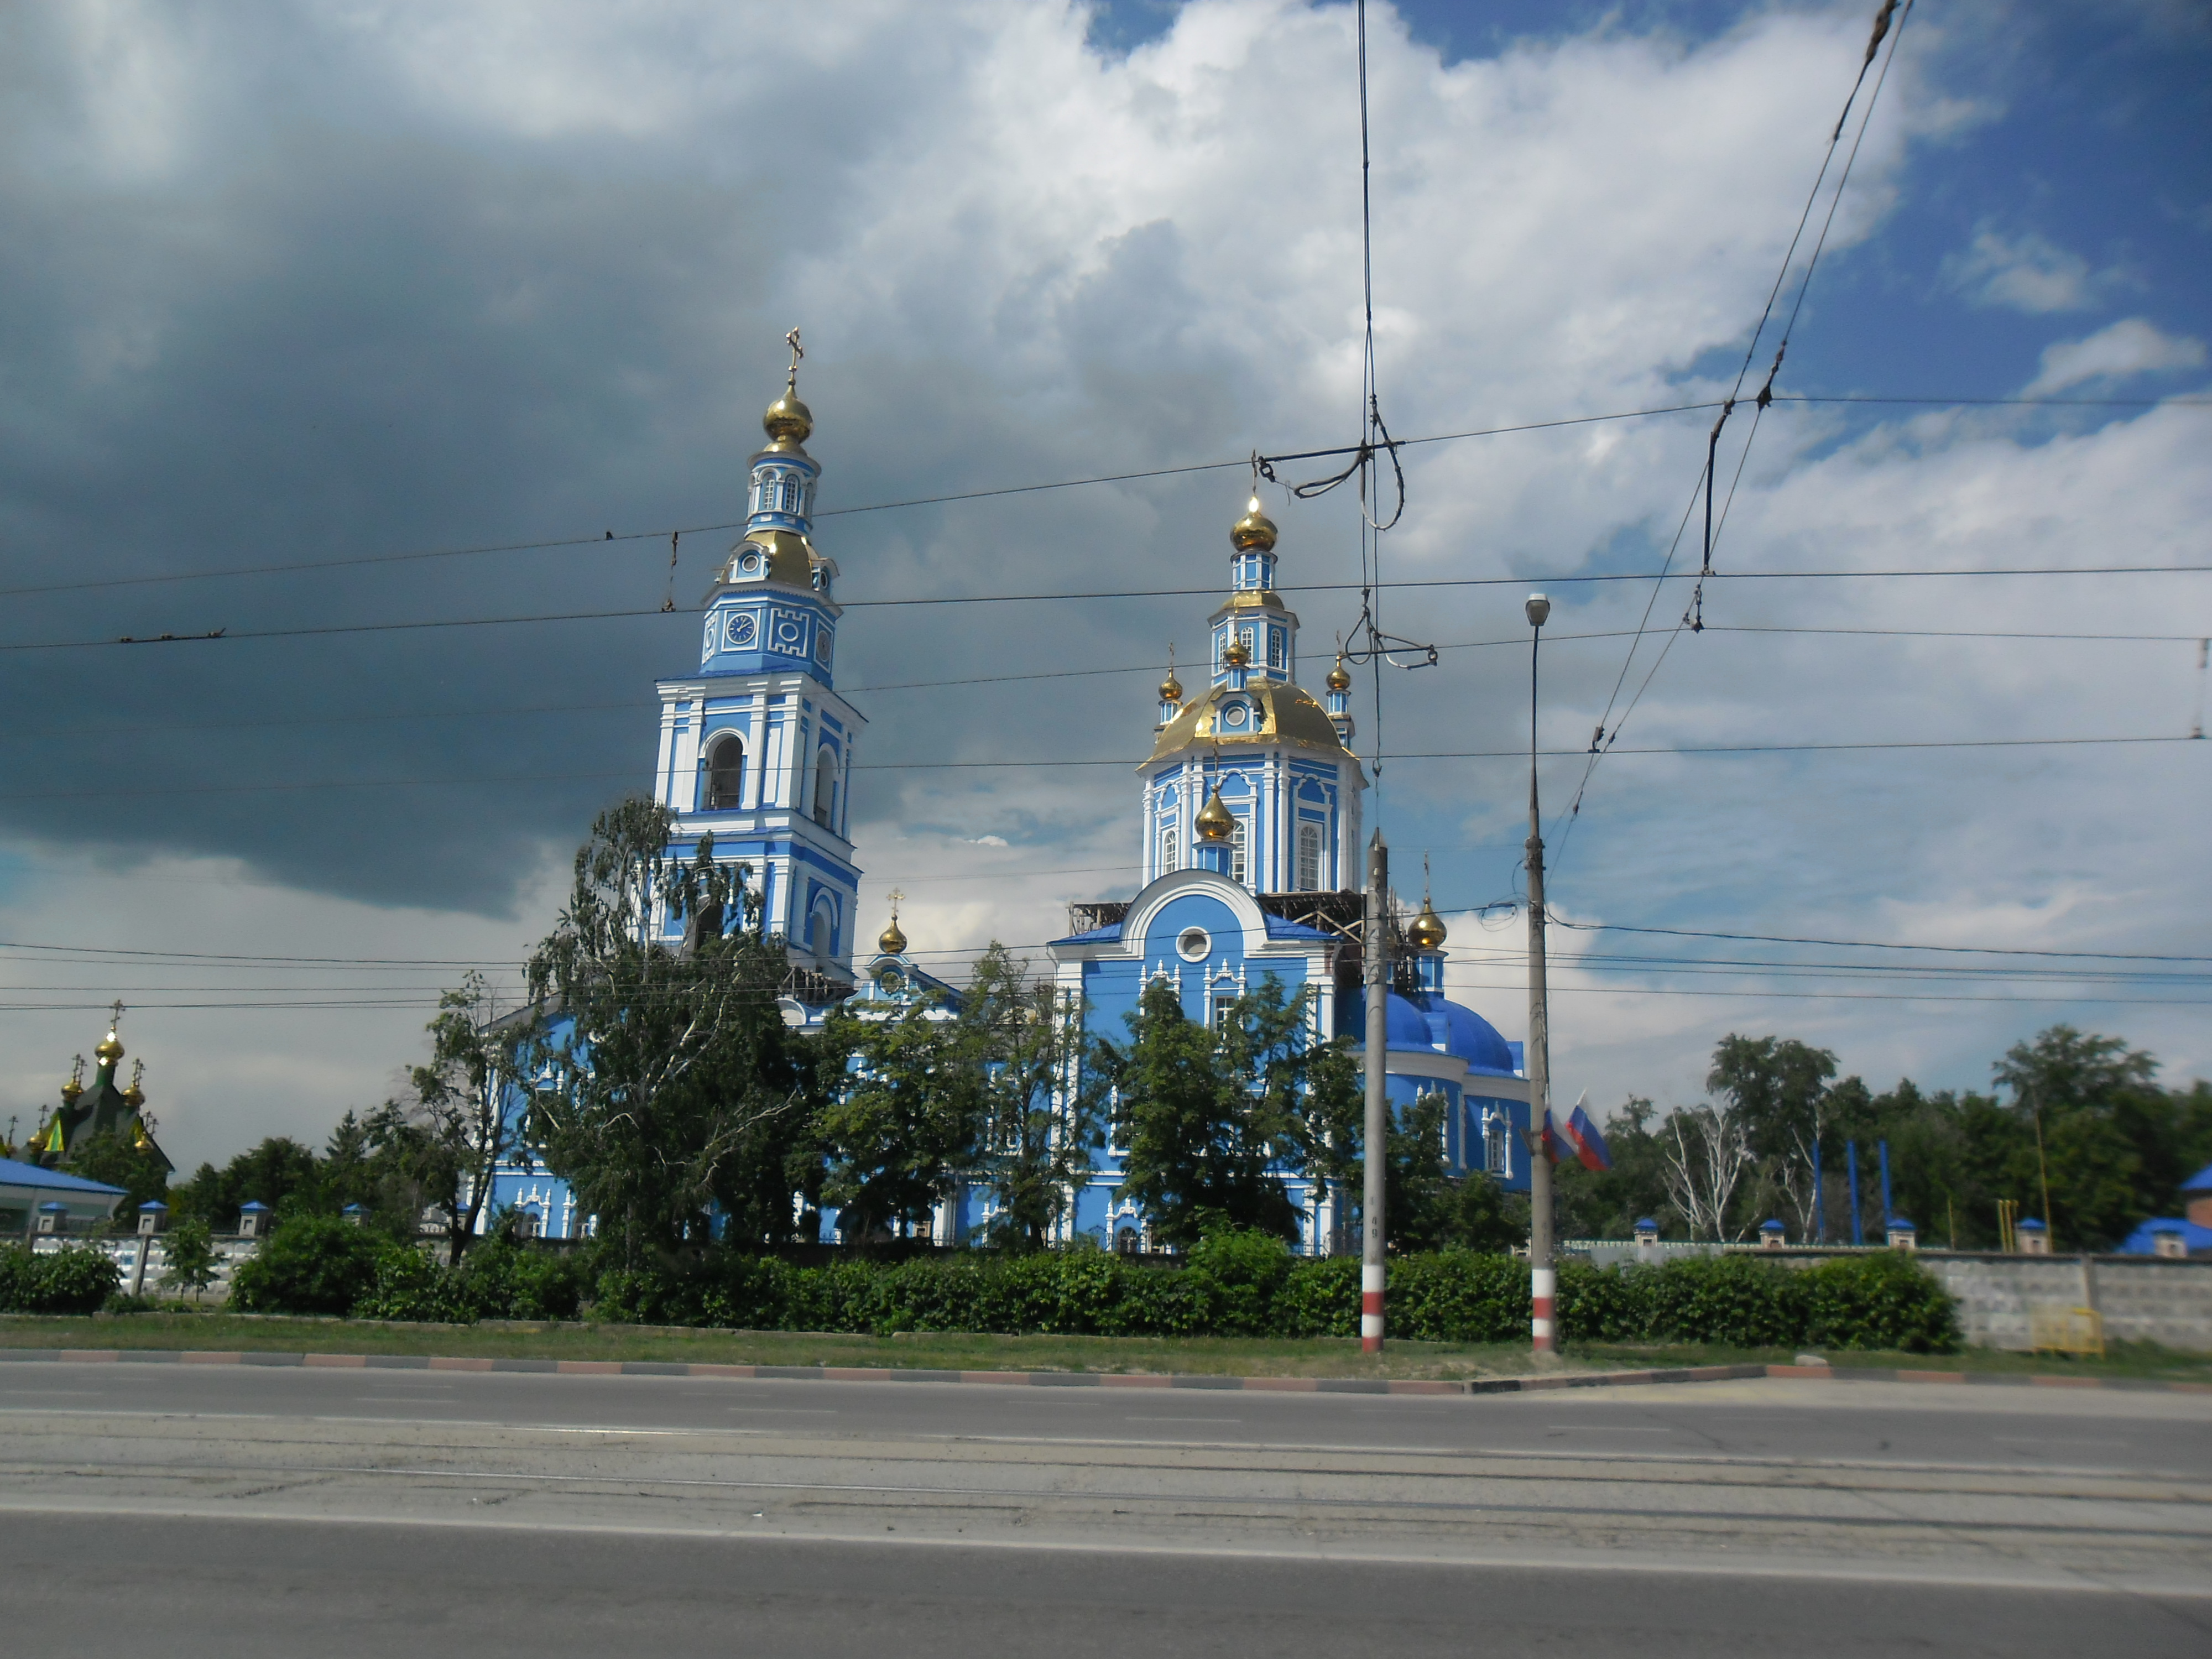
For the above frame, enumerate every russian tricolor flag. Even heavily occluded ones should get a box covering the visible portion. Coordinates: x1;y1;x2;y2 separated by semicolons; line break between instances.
1545;1092;1613;1172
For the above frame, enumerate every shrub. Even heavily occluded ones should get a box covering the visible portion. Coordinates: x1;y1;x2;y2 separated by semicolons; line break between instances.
229;1215;388;1315
1185;1228;1292;1336
1799;1250;1960;1353
1389;1251;1528;1342
0;1244;121;1314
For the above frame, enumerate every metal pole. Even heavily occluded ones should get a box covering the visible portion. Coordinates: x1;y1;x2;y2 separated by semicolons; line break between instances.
1361;830;1389;1354
1524;595;1554;1357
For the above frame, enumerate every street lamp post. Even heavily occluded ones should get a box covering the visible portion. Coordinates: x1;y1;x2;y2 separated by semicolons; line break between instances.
1524;592;1556;1358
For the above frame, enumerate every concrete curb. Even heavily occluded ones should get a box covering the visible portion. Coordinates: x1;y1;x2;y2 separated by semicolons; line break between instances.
0;1348;2205;1395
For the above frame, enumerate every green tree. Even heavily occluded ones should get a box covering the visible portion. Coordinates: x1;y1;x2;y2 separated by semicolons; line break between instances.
61;1131;169;1219
962;943;1100;1249
158;1217;220;1296
523;799;801;1265
409;972;527;1263
170;1136;323;1229
815;996;980;1244
1091;975;1317;1248
1991;1025;2167;1249
1707;1034;1839;1240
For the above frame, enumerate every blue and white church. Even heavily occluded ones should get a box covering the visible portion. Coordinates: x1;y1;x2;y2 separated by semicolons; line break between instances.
1024;494;1534;1255
479;357;1534;1251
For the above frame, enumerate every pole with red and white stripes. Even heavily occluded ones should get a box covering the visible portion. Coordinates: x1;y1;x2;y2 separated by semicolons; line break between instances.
1361;830;1390;1354
1524;594;1556;1356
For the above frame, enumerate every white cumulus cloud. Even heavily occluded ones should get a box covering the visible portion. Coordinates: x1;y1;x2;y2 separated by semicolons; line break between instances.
2024;317;2207;395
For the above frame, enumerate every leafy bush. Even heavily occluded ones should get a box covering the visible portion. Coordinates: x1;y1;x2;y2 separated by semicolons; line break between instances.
229;1215;389;1315
207;1217;1958;1353
0;1244;121;1313
1798;1250;1960;1353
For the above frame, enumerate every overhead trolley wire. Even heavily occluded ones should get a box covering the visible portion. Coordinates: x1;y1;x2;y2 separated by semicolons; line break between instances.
0;732;2192;805
1553;0;1919;875
6;562;2203;656
0;387;2199;606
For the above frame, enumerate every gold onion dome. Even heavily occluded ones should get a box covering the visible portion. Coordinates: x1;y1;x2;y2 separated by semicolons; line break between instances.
1194;785;1235;843
95;1029;124;1066
1327;655;1352;692
1231;495;1277;553
1222;632;1251;669
878;913;907;956
1160;667;1183;703
60;1073;84;1105
762;384;813;450
1408;899;1448;952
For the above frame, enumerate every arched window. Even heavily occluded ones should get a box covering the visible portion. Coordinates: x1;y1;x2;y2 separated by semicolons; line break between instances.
703;734;745;810
813;748;837;827
1160;824;1178;877
1297;822;1322;891
1230;818;1248;886
808;903;834;966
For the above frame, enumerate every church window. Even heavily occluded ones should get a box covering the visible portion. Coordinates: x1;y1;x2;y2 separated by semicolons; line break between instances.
1212;995;1239;1033
1267;628;1285;669
813;748;837;827
809;905;833;966
1160;824;1177;875
703;734;745;810
1484;1110;1512;1178
1297;822;1322;891
1230;817;1248;886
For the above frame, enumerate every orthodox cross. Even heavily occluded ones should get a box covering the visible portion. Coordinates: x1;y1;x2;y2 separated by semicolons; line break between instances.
785;326;804;389
886;887;904;922
108;998;125;1037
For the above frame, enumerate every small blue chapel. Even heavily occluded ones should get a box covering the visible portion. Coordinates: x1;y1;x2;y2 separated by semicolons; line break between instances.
477;355;1533;1250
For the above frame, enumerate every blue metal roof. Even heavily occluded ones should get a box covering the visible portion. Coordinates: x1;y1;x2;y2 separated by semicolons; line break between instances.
0;1157;128;1196
2179;1162;2212;1195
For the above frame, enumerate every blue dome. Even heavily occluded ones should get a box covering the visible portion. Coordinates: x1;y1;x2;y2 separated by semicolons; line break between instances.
1347;990;1517;1075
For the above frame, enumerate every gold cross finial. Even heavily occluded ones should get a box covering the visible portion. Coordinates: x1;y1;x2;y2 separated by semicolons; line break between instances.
886;888;904;918
108;998;124;1036
784;326;804;390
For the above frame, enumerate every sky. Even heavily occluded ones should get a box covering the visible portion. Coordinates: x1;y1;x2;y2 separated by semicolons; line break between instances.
1;0;2206;1172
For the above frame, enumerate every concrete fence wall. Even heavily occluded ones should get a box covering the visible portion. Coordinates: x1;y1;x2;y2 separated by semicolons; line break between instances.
29;1233;261;1302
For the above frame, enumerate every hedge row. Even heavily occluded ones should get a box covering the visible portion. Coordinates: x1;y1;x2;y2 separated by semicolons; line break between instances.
0;1244;122;1314
233;1219;1959;1353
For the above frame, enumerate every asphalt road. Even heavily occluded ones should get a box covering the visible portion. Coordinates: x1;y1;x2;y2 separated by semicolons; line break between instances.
3;1363;2209;1655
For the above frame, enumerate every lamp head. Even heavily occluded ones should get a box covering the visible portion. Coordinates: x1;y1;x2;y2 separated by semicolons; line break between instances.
1525;592;1551;629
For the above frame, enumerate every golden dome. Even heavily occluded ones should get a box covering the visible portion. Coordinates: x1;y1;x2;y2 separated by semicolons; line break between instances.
1146;680;1359;766
95;1029;123;1066
1327;655;1352;693
1408;899;1448;952
1231;495;1278;553
878;914;908;956
1159;668;1183;702
1222;632;1251;669
762;384;813;451
1194;785;1235;842
60;1076;83;1107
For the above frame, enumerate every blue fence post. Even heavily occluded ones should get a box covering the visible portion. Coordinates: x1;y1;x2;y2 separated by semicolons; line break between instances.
1847;1141;1864;1246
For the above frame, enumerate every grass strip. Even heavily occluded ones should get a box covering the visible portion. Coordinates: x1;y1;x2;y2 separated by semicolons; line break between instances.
1;1313;2205;1384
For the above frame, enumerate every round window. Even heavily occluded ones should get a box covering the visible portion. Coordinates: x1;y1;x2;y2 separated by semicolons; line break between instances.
1176;927;1211;962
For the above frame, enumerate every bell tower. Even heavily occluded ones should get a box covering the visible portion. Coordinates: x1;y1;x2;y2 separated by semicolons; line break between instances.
651;332;865;991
